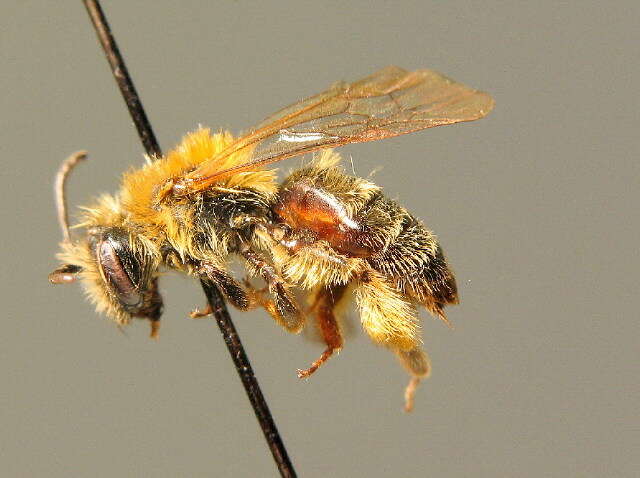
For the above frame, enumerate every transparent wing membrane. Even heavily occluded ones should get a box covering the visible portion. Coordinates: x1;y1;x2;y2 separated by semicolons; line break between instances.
174;66;494;194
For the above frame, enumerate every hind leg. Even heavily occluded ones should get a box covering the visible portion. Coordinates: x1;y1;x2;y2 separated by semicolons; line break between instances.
355;268;431;411
355;269;420;351
297;284;348;378
395;347;431;412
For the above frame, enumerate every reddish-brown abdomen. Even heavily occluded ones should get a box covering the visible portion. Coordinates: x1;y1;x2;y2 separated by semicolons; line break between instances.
274;182;374;257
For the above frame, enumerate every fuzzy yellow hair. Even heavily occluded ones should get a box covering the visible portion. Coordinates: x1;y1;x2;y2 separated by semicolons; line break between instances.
299;150;381;218
120;127;278;245
355;269;421;351
58;193;162;324
280;243;363;289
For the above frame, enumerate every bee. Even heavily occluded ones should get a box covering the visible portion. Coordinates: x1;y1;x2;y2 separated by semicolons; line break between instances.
49;66;493;411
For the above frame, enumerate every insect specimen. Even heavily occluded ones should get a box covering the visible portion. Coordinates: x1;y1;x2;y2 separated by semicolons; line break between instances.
49;66;493;411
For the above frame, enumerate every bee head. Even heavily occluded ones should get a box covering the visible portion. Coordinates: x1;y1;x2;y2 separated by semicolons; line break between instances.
49;153;163;336
51;226;164;336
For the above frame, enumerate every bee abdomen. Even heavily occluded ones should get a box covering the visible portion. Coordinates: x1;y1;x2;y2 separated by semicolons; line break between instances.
274;180;381;257
367;212;458;308
275;163;457;310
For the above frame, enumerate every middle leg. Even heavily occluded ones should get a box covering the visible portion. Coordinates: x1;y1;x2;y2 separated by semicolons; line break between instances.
297;283;348;378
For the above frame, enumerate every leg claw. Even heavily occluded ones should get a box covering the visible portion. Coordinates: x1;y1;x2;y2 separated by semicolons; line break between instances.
297;368;314;379
189;304;212;319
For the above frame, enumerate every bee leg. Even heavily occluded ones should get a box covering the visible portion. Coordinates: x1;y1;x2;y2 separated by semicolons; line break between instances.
244;283;302;333
189;303;212;319
240;248;304;333
297;284;347;379
148;318;161;339
196;261;250;310
355;269;420;351
355;268;432;410
394;347;431;412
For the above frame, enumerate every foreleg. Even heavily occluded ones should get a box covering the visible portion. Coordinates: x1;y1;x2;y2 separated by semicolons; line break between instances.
189;260;249;317
239;246;303;333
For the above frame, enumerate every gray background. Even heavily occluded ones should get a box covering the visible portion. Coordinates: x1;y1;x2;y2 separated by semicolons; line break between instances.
2;1;638;477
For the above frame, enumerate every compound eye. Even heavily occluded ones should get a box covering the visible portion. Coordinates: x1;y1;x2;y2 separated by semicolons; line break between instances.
97;238;143;309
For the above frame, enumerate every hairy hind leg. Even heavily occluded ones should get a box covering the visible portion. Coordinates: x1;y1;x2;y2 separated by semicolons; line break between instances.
355;268;432;411
297;284;347;378
355;269;420;351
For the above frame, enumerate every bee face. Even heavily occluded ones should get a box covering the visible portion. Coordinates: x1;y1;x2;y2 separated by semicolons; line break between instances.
90;228;159;316
51;225;163;334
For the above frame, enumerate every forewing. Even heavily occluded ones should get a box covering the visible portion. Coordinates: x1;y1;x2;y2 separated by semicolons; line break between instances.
177;66;494;193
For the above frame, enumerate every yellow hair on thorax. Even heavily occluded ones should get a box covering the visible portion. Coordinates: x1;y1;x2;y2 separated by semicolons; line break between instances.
119;127;278;252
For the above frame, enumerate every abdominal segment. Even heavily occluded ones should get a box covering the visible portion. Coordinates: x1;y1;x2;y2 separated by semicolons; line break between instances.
273;181;376;257
272;157;458;312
